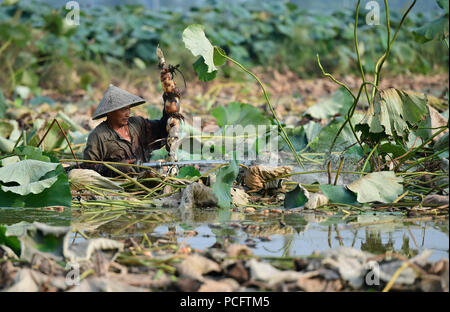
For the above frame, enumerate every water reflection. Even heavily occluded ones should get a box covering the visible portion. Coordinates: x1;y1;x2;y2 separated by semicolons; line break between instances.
0;207;71;226
360;230;395;255
1;206;448;261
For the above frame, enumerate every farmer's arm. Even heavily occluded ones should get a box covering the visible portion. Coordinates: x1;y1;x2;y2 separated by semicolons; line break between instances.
143;112;170;151
141;96;182;151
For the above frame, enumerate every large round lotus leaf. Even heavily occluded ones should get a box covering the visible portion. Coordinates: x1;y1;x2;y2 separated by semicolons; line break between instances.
212;102;270;127
305;88;354;120
183;24;217;73
1;176;58;195
347;171;403;204
0;159;59;195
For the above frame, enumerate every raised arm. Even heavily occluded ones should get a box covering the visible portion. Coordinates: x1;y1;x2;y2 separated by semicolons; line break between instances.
140;110;172;152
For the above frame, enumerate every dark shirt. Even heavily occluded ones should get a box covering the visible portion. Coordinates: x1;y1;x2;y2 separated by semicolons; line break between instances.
82;115;168;177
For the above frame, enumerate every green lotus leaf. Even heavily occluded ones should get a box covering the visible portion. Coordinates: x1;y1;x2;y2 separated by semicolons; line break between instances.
183;24;217;73
347;171;403;204
0;159;59;195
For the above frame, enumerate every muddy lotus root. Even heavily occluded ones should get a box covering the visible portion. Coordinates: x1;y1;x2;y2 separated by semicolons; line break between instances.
244;165;292;191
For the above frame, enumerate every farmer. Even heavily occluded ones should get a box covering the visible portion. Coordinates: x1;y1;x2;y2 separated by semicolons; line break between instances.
82;84;176;177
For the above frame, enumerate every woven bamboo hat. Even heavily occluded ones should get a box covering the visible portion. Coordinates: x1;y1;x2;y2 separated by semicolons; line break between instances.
92;84;146;120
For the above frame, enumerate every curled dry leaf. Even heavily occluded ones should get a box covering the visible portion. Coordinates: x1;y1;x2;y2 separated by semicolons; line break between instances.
68;169;123;191
174;278;202;292
297;276;343;292
0;261;17;289
65;238;124;264
304;193;329;210
0;246;18;260
68;276;147;292
198;278;239;292
433;259;449;292
296;271;325;292
377;261;417;286
226;261;250;283
429;259;449;276
320;247;369;289
226;244;253;258
230;187;249;206
4;268;41;292
112;272;171;289
427;104;448;142
176;254;221;282
5;268;70;292
247;258;303;287
244;165;292;191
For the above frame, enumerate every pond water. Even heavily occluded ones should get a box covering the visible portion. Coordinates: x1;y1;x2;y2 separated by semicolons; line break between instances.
1;206;448;262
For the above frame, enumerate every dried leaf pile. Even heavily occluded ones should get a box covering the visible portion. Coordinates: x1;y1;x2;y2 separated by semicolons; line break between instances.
1;230;448;292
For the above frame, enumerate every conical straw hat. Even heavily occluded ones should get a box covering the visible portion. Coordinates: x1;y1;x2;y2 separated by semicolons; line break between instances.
92;84;146;120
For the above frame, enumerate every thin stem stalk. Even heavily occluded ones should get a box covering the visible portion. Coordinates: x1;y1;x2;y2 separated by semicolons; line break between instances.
216;48;304;168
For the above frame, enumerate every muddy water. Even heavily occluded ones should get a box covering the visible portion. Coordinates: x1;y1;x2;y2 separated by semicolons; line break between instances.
1;207;448;262
151;210;449;262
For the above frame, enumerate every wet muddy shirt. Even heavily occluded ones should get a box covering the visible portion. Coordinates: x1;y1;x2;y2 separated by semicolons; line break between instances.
82;115;168;177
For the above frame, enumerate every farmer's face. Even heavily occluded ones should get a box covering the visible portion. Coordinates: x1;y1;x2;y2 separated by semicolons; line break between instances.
107;106;130;127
